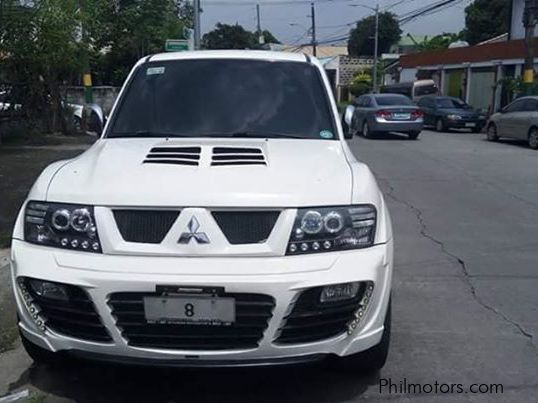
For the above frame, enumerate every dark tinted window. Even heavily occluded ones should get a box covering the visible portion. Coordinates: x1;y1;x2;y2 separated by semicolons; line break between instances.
504;100;525;113
110;59;336;139
374;95;414;106
436;98;468;109
418;98;433;107
523;99;538;112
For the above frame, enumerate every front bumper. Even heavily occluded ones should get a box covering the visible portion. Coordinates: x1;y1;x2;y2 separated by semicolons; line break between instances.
445;119;486;129
11;238;393;366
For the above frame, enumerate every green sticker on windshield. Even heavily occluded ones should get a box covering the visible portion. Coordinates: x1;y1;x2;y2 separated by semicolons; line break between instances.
320;130;334;139
147;66;165;76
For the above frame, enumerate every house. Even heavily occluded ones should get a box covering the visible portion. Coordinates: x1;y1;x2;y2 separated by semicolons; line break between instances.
395;0;538;113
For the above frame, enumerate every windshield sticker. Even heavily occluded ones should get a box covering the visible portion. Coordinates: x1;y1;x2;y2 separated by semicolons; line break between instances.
147;67;165;76
320;130;334;139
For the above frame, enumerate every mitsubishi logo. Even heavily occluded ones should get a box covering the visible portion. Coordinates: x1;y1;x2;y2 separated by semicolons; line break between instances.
178;216;210;245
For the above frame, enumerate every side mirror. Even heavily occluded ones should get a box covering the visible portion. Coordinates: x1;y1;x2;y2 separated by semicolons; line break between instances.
343;105;355;139
85;104;105;136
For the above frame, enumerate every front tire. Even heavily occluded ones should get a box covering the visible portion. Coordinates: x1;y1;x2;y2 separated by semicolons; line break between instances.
436;118;446;132
528;128;538;150
335;299;391;373
487;124;499;142
408;131;420;140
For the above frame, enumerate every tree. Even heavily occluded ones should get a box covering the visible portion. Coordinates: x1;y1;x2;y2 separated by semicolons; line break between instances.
92;0;192;85
347;12;401;57
261;30;281;45
0;0;83;134
461;0;510;45
418;33;463;52
202;23;280;50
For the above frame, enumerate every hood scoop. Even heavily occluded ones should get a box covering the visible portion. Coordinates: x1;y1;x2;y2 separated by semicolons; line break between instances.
143;146;201;166
211;147;267;167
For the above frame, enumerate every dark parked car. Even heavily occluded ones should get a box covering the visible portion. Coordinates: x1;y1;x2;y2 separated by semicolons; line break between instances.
348;94;424;140
417;96;487;133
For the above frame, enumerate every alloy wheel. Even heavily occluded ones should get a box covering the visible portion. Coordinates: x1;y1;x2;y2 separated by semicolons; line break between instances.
529;129;538;150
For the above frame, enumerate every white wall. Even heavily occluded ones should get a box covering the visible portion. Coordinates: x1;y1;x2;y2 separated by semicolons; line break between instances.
400;68;418;82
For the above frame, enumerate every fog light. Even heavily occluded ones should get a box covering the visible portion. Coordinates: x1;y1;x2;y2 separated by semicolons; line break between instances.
28;279;69;302
320;282;360;303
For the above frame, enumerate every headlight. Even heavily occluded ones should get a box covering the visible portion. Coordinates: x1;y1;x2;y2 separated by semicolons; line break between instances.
24;201;101;253
287;205;376;255
446;114;462;120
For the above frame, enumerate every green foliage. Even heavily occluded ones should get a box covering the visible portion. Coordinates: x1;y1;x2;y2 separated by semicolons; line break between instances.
349;70;372;96
347;12;401;57
462;0;510;45
91;0;192;85
499;76;538;98
0;0;83;133
202;23;280;50
419;33;463;52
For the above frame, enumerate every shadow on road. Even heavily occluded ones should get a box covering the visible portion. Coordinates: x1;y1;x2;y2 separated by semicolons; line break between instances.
356;132;412;141
9;360;379;403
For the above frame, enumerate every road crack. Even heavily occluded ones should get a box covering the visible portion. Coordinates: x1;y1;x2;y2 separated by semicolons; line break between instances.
380;179;537;354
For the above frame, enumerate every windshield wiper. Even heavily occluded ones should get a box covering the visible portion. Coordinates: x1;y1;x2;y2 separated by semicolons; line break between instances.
198;131;307;139
110;131;195;138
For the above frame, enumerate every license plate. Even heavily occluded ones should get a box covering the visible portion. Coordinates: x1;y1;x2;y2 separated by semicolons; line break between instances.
144;296;235;325
465;123;476;128
392;113;411;120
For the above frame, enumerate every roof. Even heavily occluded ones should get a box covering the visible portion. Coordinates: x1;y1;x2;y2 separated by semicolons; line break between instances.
400;39;537;68
270;45;348;58
148;50;309;64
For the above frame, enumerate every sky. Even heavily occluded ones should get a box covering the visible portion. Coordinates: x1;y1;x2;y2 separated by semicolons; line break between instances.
200;0;474;45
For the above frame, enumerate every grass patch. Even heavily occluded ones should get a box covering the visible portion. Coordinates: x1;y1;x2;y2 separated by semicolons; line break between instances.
0;326;18;353
25;393;46;403
0;233;11;249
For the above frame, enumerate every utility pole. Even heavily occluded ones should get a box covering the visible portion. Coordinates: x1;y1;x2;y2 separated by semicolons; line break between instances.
256;4;264;45
373;3;380;93
310;2;317;57
78;0;93;104
194;0;201;50
523;0;538;88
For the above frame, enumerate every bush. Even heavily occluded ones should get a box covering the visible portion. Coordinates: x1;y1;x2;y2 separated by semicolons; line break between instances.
349;71;373;96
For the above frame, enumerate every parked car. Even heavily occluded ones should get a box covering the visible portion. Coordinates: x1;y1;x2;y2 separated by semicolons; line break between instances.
380;79;438;102
417;96;487;133
11;51;394;372
348;93;424;140
486;96;538;149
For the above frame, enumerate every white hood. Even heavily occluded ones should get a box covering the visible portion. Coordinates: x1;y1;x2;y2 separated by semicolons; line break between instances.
46;138;353;207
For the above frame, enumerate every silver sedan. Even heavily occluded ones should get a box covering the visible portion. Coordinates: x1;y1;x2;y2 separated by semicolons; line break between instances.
487;96;538;150
347;94;424;140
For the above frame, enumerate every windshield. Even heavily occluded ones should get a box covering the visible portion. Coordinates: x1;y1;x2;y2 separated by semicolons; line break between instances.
375;95;414;106
109;59;336;140
436;98;469;109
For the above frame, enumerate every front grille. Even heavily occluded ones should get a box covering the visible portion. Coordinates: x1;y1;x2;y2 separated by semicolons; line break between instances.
23;278;111;342
276;284;367;344
108;292;275;350
143;147;201;166
212;211;280;244
113;210;180;244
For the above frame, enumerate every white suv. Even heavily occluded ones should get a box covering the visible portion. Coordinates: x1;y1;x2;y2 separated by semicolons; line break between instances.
10;51;393;372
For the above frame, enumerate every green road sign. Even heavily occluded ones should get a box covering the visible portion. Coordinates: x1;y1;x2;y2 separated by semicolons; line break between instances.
165;39;190;52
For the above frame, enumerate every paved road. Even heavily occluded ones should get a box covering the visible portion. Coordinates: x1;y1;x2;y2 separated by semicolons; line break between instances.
0;131;537;402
